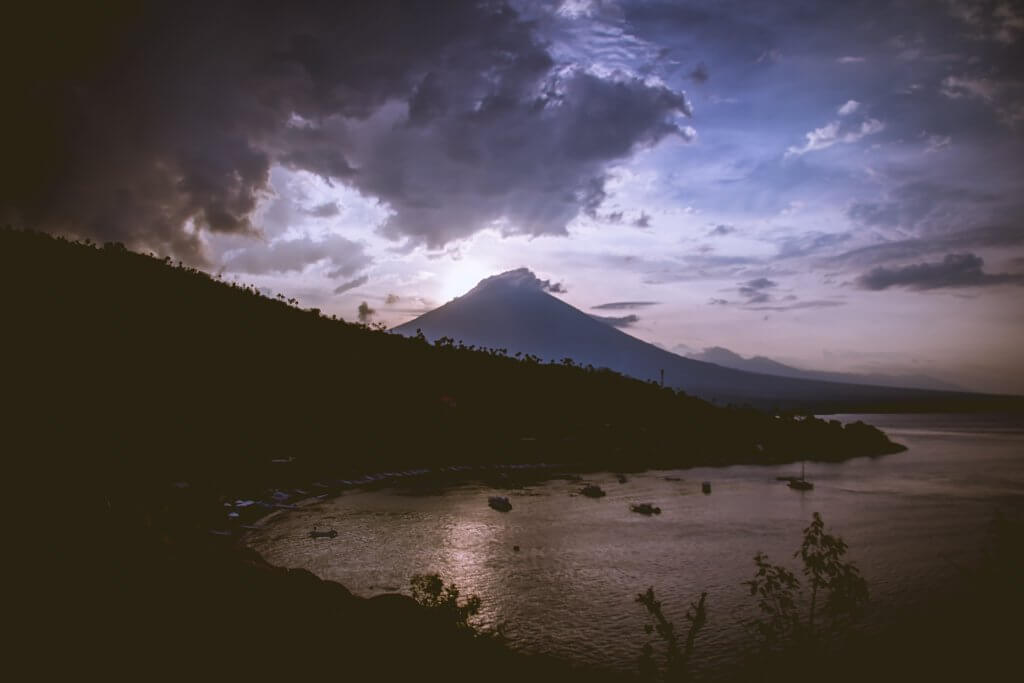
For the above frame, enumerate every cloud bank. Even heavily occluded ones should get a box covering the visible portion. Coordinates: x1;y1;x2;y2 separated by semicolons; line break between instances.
857;253;1024;290
590;313;640;328
2;1;693;263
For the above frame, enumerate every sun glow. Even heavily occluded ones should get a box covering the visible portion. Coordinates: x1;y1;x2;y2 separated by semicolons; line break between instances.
438;261;494;303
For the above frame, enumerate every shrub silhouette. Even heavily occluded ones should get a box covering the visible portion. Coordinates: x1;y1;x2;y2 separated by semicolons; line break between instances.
410;573;483;631
746;512;868;651
637;586;707;680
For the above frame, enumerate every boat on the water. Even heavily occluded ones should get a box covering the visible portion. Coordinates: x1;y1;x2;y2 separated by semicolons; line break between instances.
787;462;814;491
310;527;338;538
580;484;606;498
630;503;661;515
701;481;712;494
488;496;513;512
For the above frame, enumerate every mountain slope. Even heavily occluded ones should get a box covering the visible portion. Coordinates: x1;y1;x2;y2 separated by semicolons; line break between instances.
2;229;914;477
686;346;964;392
393;269;1008;411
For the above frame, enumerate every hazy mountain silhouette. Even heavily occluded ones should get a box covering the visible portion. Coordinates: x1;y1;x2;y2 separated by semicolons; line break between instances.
393;268;1003;410
687;346;964;392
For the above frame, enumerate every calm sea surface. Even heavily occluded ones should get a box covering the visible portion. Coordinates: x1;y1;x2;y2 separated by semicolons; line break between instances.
247;413;1024;677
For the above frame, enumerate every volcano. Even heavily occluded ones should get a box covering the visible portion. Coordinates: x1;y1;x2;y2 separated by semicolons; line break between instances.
393;269;1003;411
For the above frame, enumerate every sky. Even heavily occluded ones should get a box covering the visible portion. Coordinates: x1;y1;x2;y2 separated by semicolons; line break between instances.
5;0;1024;393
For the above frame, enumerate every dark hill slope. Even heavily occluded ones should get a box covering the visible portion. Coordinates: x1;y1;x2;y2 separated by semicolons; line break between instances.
394;269;1018;412
3;228;909;489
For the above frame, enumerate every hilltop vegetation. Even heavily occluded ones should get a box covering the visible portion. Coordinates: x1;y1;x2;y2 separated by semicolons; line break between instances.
3;227;903;495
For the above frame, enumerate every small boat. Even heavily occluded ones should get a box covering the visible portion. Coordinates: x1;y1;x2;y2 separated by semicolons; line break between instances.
488;496;512;512
630;503;661;515
788;462;814;491
701;481;711;494
310;527;338;539
616;474;628;484
580;484;606;498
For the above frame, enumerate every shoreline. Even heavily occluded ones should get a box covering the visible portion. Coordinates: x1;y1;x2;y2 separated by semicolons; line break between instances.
231;437;907;540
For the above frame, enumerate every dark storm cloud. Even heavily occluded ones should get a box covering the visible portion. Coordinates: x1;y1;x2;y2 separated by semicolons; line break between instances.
622;1;776;64
838;172;1024;270
831;224;1024;267
847;181;1001;232
333;275;368;295
541;280;567;294
777;231;852;259
364;69;692;246
487;267;566;294
582;249;769;285
689;62;709;84
2;1;692;262
745;300;846;312
304;201;341;218
944;0;1024;45
592;301;659;310
738;277;776;295
708;224;735;237
736;277;778;304
590;314;640;328
223;235;370;277
633;211;652;228
856;253;1024;290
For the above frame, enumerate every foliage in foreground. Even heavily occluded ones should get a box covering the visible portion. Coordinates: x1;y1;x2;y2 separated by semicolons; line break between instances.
745;512;868;650
636;512;867;680
410;573;483;632
637;587;708;681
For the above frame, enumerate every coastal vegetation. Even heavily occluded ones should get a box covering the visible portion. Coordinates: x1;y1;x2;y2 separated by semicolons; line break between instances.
633;511;864;681
746;513;868;649
637;587;708;681
4;227;906;499
410;572;484;632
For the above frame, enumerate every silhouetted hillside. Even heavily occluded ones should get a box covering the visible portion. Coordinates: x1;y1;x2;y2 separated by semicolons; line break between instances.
4;228;916;492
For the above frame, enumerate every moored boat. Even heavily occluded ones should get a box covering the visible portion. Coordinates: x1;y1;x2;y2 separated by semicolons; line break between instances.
488;496;513;512
310;527;338;538
787;462;814;491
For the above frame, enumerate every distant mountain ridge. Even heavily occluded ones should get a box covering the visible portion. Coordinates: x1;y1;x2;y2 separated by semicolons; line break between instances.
393;268;1008;411
686;346;964;393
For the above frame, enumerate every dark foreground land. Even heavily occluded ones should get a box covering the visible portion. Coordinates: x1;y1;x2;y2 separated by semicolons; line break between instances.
3;228;1021;680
